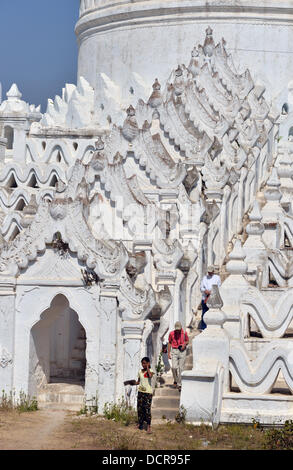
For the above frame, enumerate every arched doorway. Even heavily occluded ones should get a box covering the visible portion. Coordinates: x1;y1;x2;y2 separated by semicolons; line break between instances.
29;294;86;395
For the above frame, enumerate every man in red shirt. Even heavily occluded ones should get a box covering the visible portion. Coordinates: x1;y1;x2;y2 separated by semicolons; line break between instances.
167;321;189;391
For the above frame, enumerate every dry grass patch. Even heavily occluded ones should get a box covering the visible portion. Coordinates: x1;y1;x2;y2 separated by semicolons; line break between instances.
64;417;143;450
0;409;283;450
64;417;267;450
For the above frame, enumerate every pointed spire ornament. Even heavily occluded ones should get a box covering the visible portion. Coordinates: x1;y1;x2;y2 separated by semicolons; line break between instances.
122;105;138;142
261;168;283;224
6;84;22;101
226;238;247;275
246;200;264;238
243;200;266;281
148;78;162;108
203;26;215;57
95;136;105;152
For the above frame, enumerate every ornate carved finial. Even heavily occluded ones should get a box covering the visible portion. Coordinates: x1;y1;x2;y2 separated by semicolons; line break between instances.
266;167;281;189
206;26;213;37
264;167;282;203
245;200;265;242
189;46;200;76
126;105;136;117
142;120;151;130
122;106;138;141
175;65;183;77
226;239;248;275
152;78;161;91
95;136;105;151
113;152;123;165
148;79;162;108
203;26;215;57
206;285;223;309
191;46;199;58
6;83;22;101
249;200;263;223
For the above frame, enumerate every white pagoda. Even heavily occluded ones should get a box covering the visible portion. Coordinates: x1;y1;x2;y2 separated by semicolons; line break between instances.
1;1;293;425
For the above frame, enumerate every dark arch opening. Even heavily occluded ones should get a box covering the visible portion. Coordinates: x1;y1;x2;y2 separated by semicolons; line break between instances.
49;174;58;188
9;225;20;241
4;126;14;150
56;151;62;163
15;198;26;211
27;173;38;188
29;294;86;395
7;173;18;188
282;103;289;115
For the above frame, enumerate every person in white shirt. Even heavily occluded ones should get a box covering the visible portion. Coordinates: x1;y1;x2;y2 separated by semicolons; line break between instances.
199;265;221;330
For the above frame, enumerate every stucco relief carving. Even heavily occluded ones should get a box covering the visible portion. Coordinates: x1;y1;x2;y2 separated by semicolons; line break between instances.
124;340;141;373
0;195;128;279
153;239;184;271
98;356;115;385
86;363;99;380
118;271;156;321
99;299;117;322
0;346;12;368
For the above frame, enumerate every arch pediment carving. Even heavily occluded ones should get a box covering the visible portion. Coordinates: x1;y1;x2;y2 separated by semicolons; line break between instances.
0;198;128;279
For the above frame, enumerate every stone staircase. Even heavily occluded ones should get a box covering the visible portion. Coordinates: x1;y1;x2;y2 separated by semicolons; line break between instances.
152;374;180;420
152;328;198;421
38;380;85;411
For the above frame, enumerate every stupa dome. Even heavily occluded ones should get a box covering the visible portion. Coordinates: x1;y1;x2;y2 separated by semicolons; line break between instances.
76;1;293;110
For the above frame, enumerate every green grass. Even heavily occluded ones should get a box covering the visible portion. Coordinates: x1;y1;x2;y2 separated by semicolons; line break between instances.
0;390;38;413
103;398;137;426
263;420;293;450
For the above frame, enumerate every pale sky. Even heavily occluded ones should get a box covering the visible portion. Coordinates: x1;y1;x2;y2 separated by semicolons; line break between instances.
0;0;80;111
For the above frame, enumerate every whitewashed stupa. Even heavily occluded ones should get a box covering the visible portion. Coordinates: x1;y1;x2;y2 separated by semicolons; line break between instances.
1;0;293;425
77;0;293;114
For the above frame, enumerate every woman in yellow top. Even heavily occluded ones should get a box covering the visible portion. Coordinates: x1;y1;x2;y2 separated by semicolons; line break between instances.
135;357;154;433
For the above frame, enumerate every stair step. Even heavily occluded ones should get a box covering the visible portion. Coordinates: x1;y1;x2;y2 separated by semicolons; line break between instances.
69;359;85;370
38;402;82;411
71;348;86;360
38;392;84;404
157;375;177;386
151;347;197;421
38;381;85;412
42;382;84;392
154;387;180;397
152;396;180;407
51;373;84;381
152;407;179;420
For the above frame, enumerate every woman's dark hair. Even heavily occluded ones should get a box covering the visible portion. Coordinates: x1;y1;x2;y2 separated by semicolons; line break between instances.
141;356;150;364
